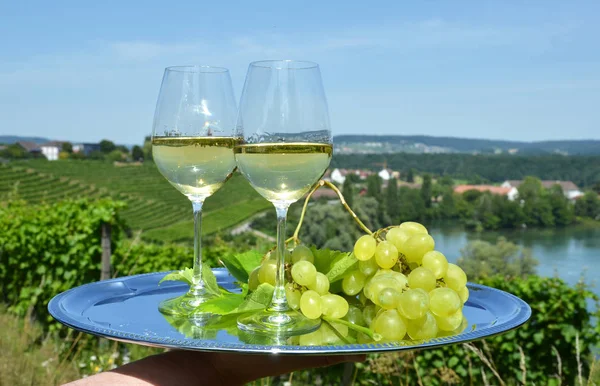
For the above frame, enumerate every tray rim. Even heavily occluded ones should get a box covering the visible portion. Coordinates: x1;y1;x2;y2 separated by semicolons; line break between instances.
48;269;532;355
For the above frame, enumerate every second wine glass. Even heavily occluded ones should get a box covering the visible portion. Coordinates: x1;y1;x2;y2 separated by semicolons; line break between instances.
235;60;333;334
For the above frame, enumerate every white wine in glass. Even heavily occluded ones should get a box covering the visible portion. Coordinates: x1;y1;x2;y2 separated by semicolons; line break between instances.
151;66;238;318
235;60;333;334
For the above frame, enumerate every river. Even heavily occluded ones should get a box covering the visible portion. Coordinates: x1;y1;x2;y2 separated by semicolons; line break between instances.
428;223;600;295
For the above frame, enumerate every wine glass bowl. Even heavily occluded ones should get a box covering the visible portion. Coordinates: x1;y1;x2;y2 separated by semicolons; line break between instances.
151;65;239;318
234;60;333;334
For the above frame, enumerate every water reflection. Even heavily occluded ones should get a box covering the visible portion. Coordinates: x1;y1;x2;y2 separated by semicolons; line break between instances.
429;222;600;294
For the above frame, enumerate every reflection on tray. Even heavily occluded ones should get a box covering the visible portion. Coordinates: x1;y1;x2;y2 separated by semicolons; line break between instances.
162;311;472;347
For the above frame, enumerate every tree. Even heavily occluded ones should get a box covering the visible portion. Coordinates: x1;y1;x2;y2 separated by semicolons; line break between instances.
99;140;116;154
132;145;144;161
420;174;432;208
438;175;454;187
548;185;573;226
106;150;125;163
405;168;415;183
517;176;543;201
143;136;153;161
457;237;538;280
342;177;355;208
592;182;600;195
438;188;457;219
385;177;399;222
61;142;73;153
366;175;382;201
397;187;426;222
575;192;600;219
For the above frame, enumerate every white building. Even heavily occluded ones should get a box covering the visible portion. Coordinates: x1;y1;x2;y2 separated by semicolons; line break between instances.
330;168;346;184
502;180;583;201
40;142;61;161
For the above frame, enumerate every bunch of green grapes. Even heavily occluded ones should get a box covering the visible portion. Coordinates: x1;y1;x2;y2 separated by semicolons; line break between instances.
248;221;469;344
352;222;469;341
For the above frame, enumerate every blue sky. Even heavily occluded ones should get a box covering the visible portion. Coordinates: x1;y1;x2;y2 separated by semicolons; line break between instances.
1;0;599;144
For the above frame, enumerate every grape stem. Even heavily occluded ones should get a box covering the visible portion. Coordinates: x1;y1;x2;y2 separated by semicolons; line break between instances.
322;316;382;342
286;180;374;247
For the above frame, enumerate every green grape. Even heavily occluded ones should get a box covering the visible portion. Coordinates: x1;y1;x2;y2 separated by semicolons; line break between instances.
458;286;469;303
248;266;260;291
358;291;368;305
375;241;399;269
365;276;403;305
321;294;349;319
429;288;461;317
438;314;469;337
435;309;463;331
373;309;407;341
378;287;401;309
422;250;449;279
353;235;377;261
408;267;437;292
399;234;435;264
362;304;378;326
285;283;301;310
258;260;277;285
269;247;291;262
300;290;322;319
358;258;379;277
298;328;322;346
444;263;468;292
291;245;314;264
375;270;408;289
398;288;429;320
344;305;365;326
291;261;317;287
386;227;410;251
342;270;366;296
399;221;428;236
322;322;349;344
357;332;372;344
407;311;438;340
307;272;330;295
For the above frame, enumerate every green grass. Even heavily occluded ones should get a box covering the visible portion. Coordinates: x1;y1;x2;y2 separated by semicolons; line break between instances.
2;160;269;238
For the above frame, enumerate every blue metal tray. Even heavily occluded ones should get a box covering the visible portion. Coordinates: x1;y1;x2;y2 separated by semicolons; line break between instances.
48;269;531;354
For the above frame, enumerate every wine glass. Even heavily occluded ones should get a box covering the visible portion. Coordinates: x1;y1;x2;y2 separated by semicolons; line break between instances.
235;60;333;334
151;66;239;318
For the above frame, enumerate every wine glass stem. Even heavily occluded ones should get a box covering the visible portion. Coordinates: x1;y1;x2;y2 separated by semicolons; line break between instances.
190;200;205;295
269;204;290;312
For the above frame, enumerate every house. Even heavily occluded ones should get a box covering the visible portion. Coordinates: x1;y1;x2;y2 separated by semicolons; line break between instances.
454;185;519;201
330;168;346;184
40;141;64;161
502;180;583;200
378;168;392;181
72;143;101;156
16;141;42;155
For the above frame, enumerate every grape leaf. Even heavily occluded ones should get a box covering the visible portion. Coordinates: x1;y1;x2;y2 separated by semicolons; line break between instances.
202;264;221;297
311;247;348;274
219;250;263;283
195;292;246;315
159;268;194;285
193;283;273;316
230;283;274;314
325;252;357;283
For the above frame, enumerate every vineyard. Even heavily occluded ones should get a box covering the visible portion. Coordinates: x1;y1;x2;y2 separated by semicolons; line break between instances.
0;160;269;240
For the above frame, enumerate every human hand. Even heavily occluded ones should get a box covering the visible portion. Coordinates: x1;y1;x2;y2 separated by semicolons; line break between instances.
66;350;365;386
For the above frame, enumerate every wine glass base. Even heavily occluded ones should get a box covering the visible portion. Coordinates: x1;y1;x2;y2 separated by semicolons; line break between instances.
237;309;321;336
158;292;216;319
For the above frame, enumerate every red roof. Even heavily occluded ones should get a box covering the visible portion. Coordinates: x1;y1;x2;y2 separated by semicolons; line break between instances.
454;185;513;195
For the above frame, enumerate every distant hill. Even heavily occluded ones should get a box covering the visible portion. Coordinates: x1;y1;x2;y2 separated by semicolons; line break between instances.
334;135;600;155
0;135;50;144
